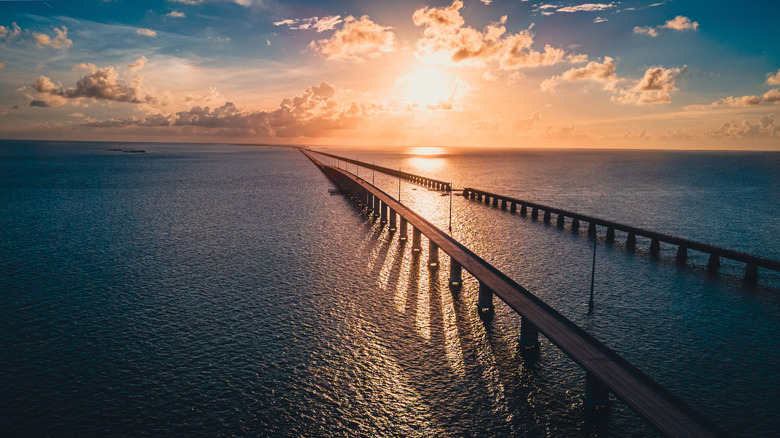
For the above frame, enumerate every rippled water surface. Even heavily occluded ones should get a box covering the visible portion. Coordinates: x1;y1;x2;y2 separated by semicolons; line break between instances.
2;140;779;437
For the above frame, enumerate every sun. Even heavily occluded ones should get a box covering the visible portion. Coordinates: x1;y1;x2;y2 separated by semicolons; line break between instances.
396;65;458;108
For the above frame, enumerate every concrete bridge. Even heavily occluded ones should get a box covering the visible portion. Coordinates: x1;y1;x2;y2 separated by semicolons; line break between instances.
307;149;452;192
461;188;780;282
300;149;722;437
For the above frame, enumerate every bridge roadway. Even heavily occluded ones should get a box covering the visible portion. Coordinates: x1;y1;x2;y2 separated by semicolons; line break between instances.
306;149;452;192
462;187;780;281
300;150;721;437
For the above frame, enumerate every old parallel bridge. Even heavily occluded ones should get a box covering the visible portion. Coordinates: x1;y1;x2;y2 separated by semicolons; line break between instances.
300;149;722;438
462;187;780;282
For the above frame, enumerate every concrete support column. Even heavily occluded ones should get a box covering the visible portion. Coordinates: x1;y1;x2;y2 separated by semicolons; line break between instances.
501;199;507;210
588;222;597;238
626;232;636;248
745;264;758;282
492;197;498;208
571;218;580;232
531;207;539;219
650;238;660;254
373;196;380;218
477;281;494;315
477;193;483;201
520;205;528;216
484;195;491;205
462;189;470;198
585;372;610;409
606;227;615;243
428;241;439;267
470;191;476;200
510;202;517;213
400;217;408;240
449;260;462;288
676;246;687;264
707;254;720;272
389;209;397;231
557;214;565;228
412;227;422;252
519;317;540;350
380;203;388;223
543;211;551;224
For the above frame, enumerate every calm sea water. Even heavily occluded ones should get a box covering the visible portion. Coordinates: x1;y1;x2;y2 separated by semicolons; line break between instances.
1;140;779;437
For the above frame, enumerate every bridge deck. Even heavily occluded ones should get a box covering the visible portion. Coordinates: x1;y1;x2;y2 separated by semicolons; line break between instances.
301;150;721;437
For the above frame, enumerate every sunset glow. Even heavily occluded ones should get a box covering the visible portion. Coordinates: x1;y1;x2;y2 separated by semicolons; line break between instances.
1;0;778;149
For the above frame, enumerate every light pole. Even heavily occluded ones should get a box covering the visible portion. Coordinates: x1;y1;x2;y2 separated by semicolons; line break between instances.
589;237;597;309
449;182;453;233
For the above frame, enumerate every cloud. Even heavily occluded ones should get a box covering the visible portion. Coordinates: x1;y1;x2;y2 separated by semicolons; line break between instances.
0;62;4;69
273;15;343;32
81;82;380;137
514;111;541;129
309;15;395;61
705;115;778;139
0;22;21;40
685;89;780;110
136;28;157;37
27;66;158;107
128;56;147;72
543;58;686;104
33;26;73;49
413;1;583;70
634;15;699;37
556;3;616;13
766;69;780;85
166;11;186;18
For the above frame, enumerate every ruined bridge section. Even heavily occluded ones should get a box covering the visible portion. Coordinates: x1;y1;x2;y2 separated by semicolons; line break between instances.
462;188;780;282
300;149;722;438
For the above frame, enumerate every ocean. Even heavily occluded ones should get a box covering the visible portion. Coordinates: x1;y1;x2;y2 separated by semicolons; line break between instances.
1;140;779;437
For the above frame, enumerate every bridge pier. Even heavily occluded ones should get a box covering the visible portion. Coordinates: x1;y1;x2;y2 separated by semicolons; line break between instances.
373;196;380;218
571;218;580;232
449;259;462;289
676;246;687;264
484;195;491;205
707;254;720;273
501;199;507;210
428;241;439;268
519;317;540;350
745;264;758;282
492;197;498;208
650;238;660;255
412;227;422;251
585;372;610;409
588;222;597;238
531;207;539;219
606;227;615;243
399;217;408;240
380;203;388;224
477;193;483;202
626;232;636;248
477;281;494;315
557;213;565;228
389;209;397;231
544;211;551;224
462;189;470;198
511;202;517;213
520;205;527;216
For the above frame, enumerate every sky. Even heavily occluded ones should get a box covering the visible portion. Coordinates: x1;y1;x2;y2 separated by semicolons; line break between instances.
1;0;779;149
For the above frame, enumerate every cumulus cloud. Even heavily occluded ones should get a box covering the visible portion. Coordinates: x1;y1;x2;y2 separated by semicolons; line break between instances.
309;15;395;61
634;15;699;37
0;22;22;40
81;82;380;137
127;56;147;72
413;1;583;70
273;15;343;32
543;58;686;105
136;28;157;37
33;26;73;49
166;11;186;18
26;66;158;107
685;89;780;110
556;3;616;13
766;69;780;85
705;115;778;139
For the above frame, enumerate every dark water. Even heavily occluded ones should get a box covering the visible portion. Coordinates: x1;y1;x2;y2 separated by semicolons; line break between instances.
1;140;779;437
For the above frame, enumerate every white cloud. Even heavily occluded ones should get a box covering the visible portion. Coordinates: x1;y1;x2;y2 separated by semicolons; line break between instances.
556;3;616;13
684;89;780;110
136;28;157;37
541;56;618;92
634;16;699;37
766;69;780;85
128;56;147;72
705;115;778;139
166;11;186;18
273;15;343;33
33;26;73;49
0;22;21;40
26;66;158;107
309;15;395;61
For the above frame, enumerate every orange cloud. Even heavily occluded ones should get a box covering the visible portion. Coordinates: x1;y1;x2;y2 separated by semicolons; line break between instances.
634;15;699;37
33;26;73;49
309;15;395;61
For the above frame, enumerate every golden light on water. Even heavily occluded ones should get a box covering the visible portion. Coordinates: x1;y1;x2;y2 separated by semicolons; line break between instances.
409;147;444;156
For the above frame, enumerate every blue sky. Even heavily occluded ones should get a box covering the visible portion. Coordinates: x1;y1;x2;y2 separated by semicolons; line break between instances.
1;0;779;148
